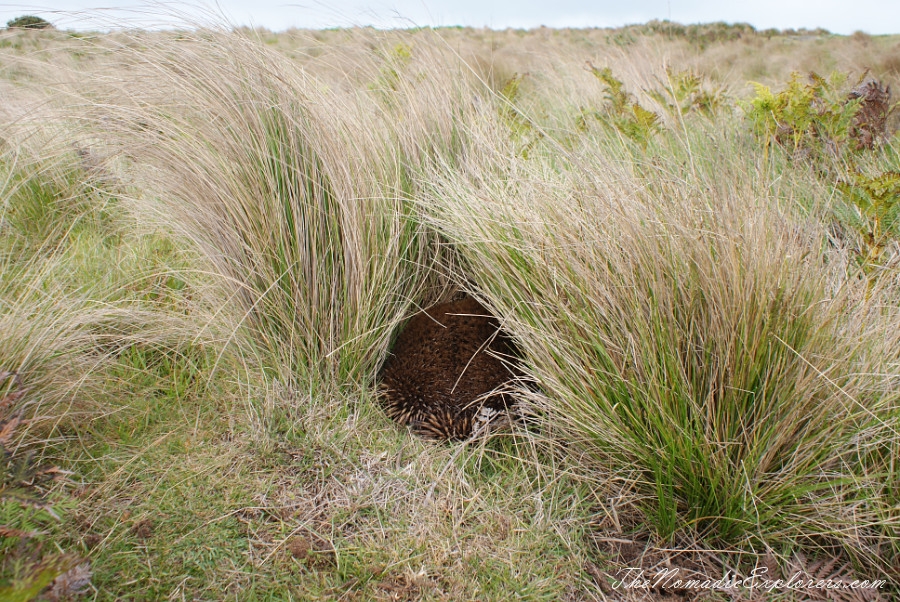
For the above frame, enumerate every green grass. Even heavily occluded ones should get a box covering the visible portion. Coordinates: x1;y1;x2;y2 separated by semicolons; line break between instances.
42;381;590;599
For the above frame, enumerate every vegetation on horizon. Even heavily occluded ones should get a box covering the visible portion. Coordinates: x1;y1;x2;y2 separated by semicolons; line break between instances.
5;15;52;31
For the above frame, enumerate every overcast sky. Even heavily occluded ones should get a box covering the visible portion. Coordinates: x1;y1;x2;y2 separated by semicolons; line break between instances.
1;1;898;35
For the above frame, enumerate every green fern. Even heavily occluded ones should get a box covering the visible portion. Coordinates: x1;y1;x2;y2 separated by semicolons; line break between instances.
586;63;660;149
837;170;900;271
647;68;726;118
497;73;543;157
370;42;414;103
744;71;862;157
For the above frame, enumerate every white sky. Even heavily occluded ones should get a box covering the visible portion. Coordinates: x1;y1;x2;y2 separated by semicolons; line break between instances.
1;1;898;35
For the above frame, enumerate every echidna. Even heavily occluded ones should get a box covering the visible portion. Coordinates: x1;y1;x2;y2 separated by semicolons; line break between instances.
379;296;519;441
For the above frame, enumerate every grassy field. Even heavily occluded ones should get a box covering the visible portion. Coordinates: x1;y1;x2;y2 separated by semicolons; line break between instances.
1;20;899;601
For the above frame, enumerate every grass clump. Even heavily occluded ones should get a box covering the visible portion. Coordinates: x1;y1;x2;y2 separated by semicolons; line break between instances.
96;31;442;392
421;107;900;577
2;29;598;599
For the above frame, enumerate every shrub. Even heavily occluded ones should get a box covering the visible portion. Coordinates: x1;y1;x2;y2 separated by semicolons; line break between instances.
5;15;52;30
639;20;757;48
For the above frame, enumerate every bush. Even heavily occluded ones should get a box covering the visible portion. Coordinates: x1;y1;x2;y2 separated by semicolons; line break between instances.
5;15;52;30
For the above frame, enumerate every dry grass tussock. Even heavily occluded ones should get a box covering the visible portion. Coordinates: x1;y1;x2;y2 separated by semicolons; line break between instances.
419;100;900;571
74;29;466;393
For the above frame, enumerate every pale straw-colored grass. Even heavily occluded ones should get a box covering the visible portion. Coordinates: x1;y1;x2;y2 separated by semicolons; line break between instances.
85;29;460;393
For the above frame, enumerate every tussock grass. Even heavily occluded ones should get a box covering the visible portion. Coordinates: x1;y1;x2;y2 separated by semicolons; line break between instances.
0;127;218;448
87;30;451;394
1;147;126;409
421;111;900;572
0;30;589;598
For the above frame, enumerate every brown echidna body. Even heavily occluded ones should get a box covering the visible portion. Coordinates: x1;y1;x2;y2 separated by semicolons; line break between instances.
379;297;518;440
